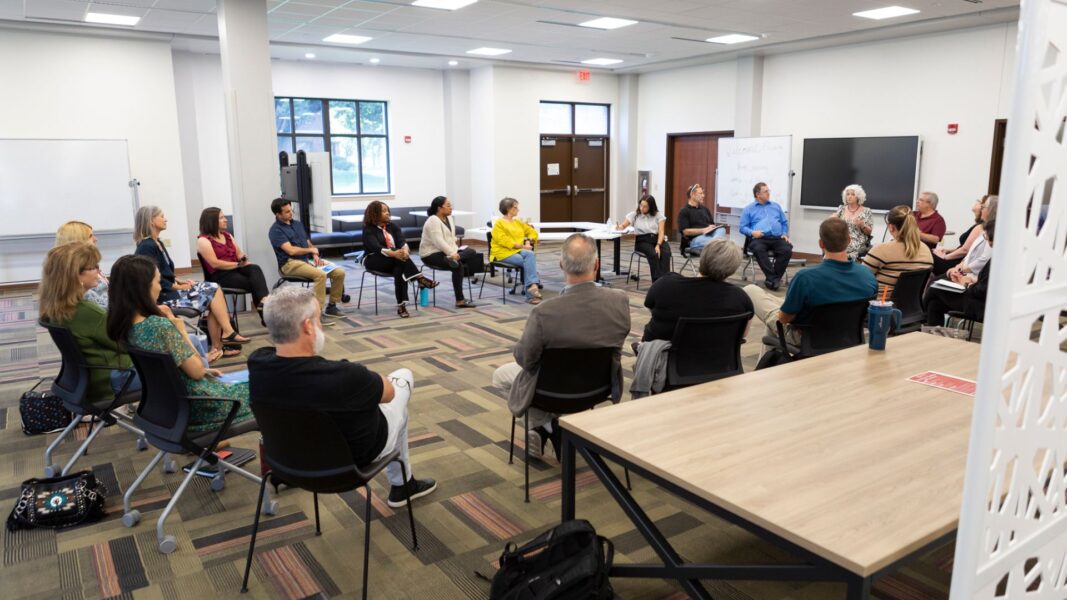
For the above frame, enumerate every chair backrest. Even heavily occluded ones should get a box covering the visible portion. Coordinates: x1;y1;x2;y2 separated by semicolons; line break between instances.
195;253;218;283
249;402;365;493
532;347;615;415
889;267;932;326
38;320;92;412
667;312;753;388
794;300;869;357
126;345;195;452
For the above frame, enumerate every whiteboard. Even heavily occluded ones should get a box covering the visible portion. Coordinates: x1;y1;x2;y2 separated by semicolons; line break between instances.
716;136;792;210
0;139;135;238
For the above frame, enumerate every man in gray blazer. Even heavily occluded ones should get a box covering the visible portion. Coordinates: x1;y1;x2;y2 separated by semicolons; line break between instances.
492;233;631;459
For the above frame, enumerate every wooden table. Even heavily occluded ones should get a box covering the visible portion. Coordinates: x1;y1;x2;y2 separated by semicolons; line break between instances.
560;333;980;599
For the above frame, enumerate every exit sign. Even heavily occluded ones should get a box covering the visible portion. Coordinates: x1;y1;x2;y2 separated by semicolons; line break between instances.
577;70;591;82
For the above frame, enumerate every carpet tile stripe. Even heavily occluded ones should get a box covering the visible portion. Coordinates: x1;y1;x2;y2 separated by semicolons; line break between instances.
256;545;323;600
57;549;80;594
444;492;523;541
612;512;705;555
438;338;476;352
109;536;149;594
409;432;444;449
529;468;600;501
423;356;460;372
380;513;452;565
3;525;57;566
291;541;342;597
339;486;396;519
438;418;494;447
91;541;122;599
192;511;307;549
462;322;517;343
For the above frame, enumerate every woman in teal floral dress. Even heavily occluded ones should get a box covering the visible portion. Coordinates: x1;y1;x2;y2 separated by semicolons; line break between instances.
106;255;253;433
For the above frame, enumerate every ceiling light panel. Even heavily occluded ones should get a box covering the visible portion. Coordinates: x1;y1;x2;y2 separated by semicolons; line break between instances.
582;58;623;65
578;17;638;30
85;13;141;26
466;47;511;56
323;33;373;44
412;0;478;9
706;34;759;44
853;6;921;20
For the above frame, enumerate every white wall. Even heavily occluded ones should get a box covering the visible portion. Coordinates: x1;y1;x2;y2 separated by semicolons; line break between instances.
762;24;1016;253
635;61;737;212
0;29;191;281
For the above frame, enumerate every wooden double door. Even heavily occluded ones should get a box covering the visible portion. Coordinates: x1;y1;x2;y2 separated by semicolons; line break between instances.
540;136;609;223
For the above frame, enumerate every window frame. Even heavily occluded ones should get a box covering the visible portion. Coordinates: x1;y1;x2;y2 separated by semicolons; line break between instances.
538;101;611;136
275;96;392;196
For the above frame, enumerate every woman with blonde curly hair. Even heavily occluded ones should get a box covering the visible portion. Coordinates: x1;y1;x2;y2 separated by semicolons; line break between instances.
833;184;874;260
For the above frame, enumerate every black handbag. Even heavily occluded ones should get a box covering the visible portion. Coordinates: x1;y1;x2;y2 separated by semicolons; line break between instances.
6;471;107;531
19;378;73;435
490;520;615;600
460;248;485;275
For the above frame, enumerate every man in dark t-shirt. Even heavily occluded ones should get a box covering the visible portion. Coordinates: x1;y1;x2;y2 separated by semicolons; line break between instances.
248;286;436;508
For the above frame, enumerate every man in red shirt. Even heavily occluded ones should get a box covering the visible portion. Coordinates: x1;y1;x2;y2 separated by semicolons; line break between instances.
914;191;946;249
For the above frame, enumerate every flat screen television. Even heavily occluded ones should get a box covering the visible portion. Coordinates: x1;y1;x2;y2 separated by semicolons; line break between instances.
799;136;921;211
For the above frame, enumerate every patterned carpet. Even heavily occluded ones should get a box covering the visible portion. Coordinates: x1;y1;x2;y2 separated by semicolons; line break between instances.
0;240;956;599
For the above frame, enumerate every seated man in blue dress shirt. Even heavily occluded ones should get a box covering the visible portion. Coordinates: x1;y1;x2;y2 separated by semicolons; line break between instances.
740;182;793;290
744;217;878;353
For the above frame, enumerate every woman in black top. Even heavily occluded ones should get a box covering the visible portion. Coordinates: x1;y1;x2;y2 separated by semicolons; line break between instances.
642;238;754;342
362;201;439;318
925;220;994;326
133;205;249;361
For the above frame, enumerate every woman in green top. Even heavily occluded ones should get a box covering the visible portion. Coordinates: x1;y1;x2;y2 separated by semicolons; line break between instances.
106;255;253;433
39;242;138;399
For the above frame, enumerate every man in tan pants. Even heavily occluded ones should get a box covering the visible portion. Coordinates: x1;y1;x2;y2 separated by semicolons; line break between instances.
268;198;346;317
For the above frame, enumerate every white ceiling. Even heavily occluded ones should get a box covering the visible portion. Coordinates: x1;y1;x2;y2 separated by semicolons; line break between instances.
1;0;1021;72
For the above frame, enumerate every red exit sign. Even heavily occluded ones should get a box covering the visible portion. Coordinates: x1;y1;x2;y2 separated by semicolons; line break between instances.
577;69;591;82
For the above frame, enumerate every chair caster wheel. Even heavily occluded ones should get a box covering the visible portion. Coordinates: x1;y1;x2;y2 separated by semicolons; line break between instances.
136;437;148;451
210;475;226;491
341;293;352;303
159;535;178;554
163;459;177;474
122;510;141;528
630;275;639;281
263;500;279;515
44;464;59;478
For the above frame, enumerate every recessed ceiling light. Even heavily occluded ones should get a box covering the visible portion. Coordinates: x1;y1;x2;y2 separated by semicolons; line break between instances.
853;6;920;20
411;0;478;9
582;58;623;66
578;17;638;30
448;60;459;66
466;47;511;56
706;34;760;44
305;52;316;59
85;12;140;26
323;34;373;45
369;57;381;64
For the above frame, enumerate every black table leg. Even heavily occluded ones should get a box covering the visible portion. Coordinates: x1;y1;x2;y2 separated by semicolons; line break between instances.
846;573;871;599
613;237;622;275
594;239;604;283
561;430;576;522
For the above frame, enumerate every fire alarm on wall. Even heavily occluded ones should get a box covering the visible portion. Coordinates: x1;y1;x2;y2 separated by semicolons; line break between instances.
404;135;412;143
947;123;959;134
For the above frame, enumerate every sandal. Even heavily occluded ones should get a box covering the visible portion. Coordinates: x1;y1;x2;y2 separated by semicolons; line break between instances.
455;299;478;309
206;348;224;363
397;305;410;318
528;296;541;305
528;286;543;299
417;276;441;289
222;346;242;358
222;331;251;344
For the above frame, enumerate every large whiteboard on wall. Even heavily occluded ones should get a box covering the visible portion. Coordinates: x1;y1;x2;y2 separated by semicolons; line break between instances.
716;136;792;210
0;139;135;238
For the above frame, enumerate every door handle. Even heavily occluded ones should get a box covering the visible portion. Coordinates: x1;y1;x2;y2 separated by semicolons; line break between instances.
540;188;569;194
575;188;606;193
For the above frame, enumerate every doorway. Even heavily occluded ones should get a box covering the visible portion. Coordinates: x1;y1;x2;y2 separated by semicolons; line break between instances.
539;136;609;223
664;131;734;238
988;119;1007;195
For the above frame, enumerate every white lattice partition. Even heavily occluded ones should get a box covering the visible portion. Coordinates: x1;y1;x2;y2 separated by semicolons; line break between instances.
950;0;1067;597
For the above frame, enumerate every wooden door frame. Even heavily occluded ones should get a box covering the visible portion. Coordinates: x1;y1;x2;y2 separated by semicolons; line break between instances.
987;119;1008;196
665;130;733;238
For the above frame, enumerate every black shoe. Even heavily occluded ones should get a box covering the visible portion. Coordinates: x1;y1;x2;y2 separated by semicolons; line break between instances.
526;426;549;460
548;419;561;460
324;304;344;317
764;279;779;291
387;477;437;508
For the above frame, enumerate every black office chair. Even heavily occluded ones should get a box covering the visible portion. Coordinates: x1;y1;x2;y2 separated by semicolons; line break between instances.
677;237;702;276
479;229;525;304
423;262;475;307
239;404;419;599
38;320;147;478
741;236;805;285
197;253;248;333
625;250;651;290
889;268;933;335
356;251;419;315
946;310;981;341
507;347;629;502
123;346;275;554
665;312;753;390
761;300;869;364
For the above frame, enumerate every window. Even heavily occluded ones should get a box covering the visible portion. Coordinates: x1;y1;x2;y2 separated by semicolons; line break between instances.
275;97;391;195
538;101;609;135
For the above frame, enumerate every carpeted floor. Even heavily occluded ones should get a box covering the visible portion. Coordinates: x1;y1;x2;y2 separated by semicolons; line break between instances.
0;240;956;599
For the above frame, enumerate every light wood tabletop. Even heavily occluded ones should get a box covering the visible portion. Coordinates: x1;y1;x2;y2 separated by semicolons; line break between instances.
560;333;981;577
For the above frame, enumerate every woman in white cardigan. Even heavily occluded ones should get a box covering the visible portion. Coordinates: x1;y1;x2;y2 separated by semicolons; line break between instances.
420;196;478;308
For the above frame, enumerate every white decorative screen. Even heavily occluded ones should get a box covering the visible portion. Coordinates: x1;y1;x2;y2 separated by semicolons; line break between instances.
951;0;1067;598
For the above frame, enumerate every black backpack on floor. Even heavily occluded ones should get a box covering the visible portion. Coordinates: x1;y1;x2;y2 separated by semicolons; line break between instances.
490;519;615;600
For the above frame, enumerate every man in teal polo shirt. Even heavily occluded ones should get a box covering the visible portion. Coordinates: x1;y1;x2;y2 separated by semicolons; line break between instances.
744;217;877;352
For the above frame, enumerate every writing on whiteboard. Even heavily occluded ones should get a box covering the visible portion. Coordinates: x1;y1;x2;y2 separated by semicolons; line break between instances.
716;136;792;210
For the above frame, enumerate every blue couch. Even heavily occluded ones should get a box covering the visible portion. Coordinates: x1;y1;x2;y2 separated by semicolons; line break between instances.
310;206;464;251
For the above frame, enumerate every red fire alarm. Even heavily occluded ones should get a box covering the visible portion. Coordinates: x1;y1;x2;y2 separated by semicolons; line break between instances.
404;135;412;143
577;69;591;82
947;123;959;135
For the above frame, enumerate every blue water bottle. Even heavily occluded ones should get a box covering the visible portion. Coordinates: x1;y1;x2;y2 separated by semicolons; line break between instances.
419;287;430;307
867;300;902;350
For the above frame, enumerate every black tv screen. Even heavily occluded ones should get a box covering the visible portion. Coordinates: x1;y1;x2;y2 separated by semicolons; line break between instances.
799;136;921;211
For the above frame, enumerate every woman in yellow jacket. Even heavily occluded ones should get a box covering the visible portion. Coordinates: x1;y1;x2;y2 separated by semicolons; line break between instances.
490;197;542;304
